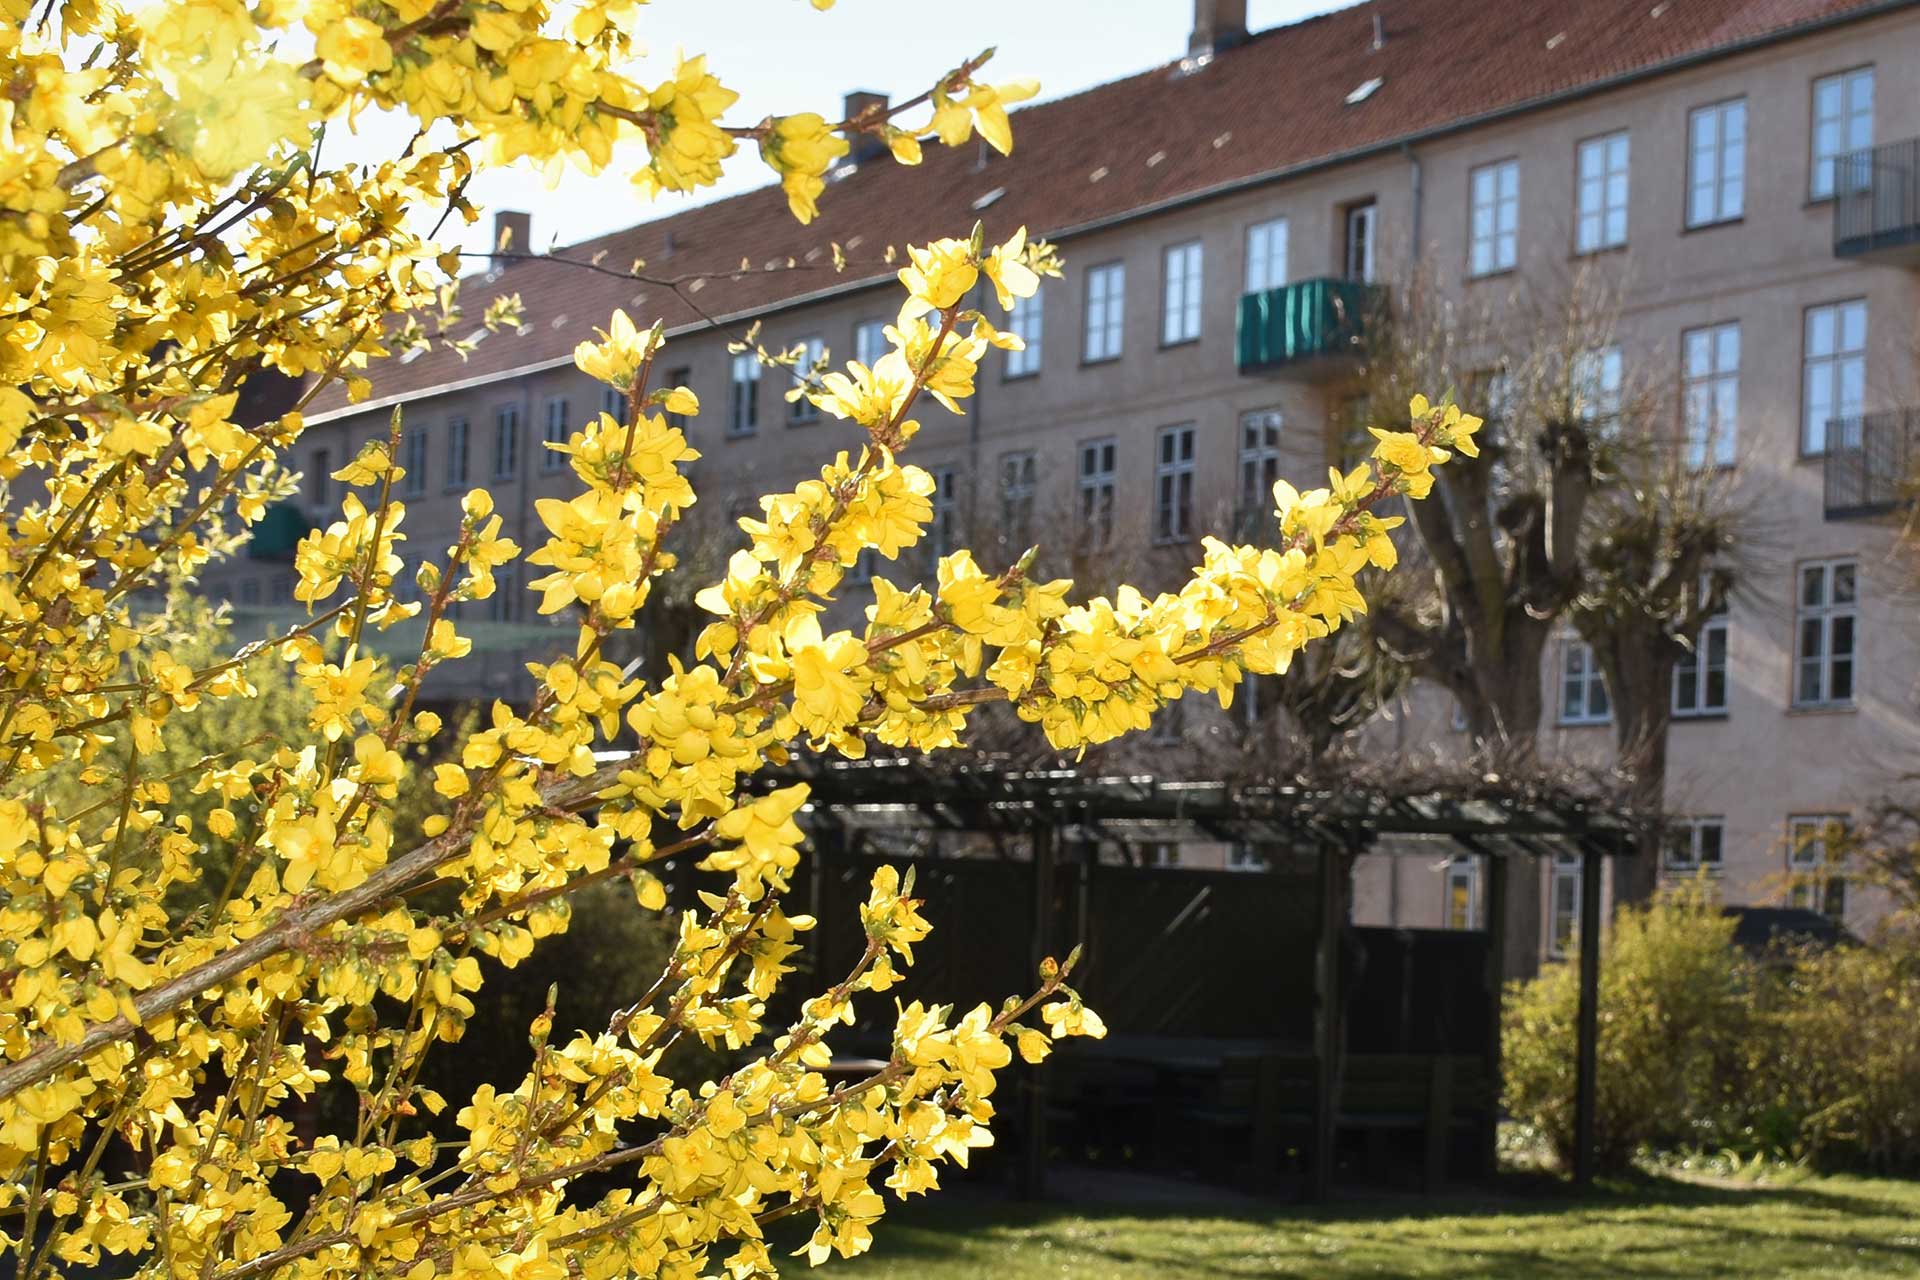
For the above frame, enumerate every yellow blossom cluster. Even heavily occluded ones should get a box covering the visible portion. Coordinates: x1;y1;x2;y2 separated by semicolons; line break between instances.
0;3;1477;1276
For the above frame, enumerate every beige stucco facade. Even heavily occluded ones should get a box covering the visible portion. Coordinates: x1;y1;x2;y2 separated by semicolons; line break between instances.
208;5;1920;959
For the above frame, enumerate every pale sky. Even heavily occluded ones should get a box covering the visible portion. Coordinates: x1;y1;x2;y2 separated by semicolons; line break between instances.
337;0;1349;258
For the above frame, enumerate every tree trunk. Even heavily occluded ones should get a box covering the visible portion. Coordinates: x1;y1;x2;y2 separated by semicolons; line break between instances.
1604;645;1674;907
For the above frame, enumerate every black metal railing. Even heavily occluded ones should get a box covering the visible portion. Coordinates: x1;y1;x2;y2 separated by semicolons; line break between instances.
1833;139;1920;259
1824;408;1918;518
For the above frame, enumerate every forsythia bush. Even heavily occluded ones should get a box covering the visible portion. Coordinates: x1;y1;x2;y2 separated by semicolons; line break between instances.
1505;888;1920;1174
0;1;1479;1276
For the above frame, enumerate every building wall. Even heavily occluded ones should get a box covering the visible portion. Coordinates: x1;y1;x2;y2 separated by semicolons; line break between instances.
224;6;1920;953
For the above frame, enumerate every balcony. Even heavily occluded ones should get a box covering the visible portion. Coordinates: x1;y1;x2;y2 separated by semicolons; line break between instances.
1824;408;1918;519
1832;139;1920;264
1236;278;1382;380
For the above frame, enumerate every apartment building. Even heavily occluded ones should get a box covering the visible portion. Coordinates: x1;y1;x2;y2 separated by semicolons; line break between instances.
224;0;1920;954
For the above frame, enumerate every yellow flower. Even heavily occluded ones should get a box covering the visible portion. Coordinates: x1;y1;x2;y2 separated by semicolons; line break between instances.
315;16;393;86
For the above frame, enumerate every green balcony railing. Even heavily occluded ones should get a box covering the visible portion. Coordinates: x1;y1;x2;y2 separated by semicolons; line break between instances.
1236;278;1382;376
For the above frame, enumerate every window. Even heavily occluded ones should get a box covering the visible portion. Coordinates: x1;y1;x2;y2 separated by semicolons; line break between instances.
239;577;261;605
1077;437;1117;551
1549;854;1582;959
1005;288;1043;377
1811;67;1873;200
1344;200;1376;283
1560;637;1611;725
1469;159;1519;276
445;417;469;488
1788;816;1848;920
1682;322;1740;468
1445;857;1479;930
600;385;626;424
309;448;330;510
1227;845;1270;873
854;319;887;369
1802;299;1866;455
1083;262;1125;362
1238;410;1283;536
846;548;877;586
1575;131;1630;253
1687;98;1746;227
270;574;294;605
1153;424;1196;544
1794;559;1857;708
999;451;1036;552
1244;217;1289;292
492;405;519;479
403;427;428;496
661;368;691;429
1673;598;1729;718
1141;842;1182;869
488;566;516;623
1572;347;1623;433
929;465;958;562
1665;817;1725;874
728;351;759;436
1160;240;1203;345
542;397;569;470
789;336;824;425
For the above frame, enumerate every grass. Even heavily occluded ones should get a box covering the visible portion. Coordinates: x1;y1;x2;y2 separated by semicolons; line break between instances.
813;1171;1920;1277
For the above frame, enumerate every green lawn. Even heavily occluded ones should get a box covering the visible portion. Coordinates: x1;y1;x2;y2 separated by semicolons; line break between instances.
823;1172;1920;1277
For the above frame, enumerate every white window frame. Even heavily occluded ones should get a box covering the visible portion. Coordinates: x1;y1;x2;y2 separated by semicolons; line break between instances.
728;351;760;437
1811;66;1874;201
1788;815;1849;920
600;384;626;424
542;396;569;471
1794;559;1858;708
1244;217;1289;293
1469;158;1520;276
1344;201;1376;283
403;426;428;496
929;465;958;562
1160;240;1203;345
1575;130;1630;253
309;447;330;511
1153;423;1196;545
788;336;824;425
489;566;517;623
1801;299;1866;455
1084;262;1125;362
1572;346;1623;433
1682;321;1740;469
491;405;519;480
1687;98;1746;228
1078;436;1117;551
1672;607;1729;718
853;319;887;369
1665;816;1726;874
999;450;1036;552
1238;410;1282;533
1548;853;1582;959
445;417;469;489
1444;856;1480;930
1005;289;1043;378
1559;636;1612;725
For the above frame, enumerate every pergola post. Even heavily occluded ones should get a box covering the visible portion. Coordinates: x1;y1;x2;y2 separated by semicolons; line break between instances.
1309;835;1348;1203
1479;851;1509;1179
1572;844;1604;1187
1017;815;1056;1201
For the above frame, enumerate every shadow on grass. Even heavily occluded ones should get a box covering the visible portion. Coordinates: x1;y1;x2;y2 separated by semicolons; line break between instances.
783;1169;1920;1278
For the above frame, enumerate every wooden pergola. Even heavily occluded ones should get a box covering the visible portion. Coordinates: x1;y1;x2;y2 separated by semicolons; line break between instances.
736;756;1633;1196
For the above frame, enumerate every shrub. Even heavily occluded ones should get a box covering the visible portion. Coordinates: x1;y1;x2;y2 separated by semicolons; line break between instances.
1502;881;1751;1171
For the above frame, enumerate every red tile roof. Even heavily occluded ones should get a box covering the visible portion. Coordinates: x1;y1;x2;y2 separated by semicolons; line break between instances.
310;0;1897;420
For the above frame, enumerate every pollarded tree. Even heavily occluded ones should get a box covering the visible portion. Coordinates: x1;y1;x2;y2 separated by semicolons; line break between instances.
1359;266;1748;917
0;5;1476;1277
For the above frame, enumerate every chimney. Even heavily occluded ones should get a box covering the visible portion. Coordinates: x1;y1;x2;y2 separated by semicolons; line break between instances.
491;209;531;270
1188;0;1248;59
843;90;889;165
